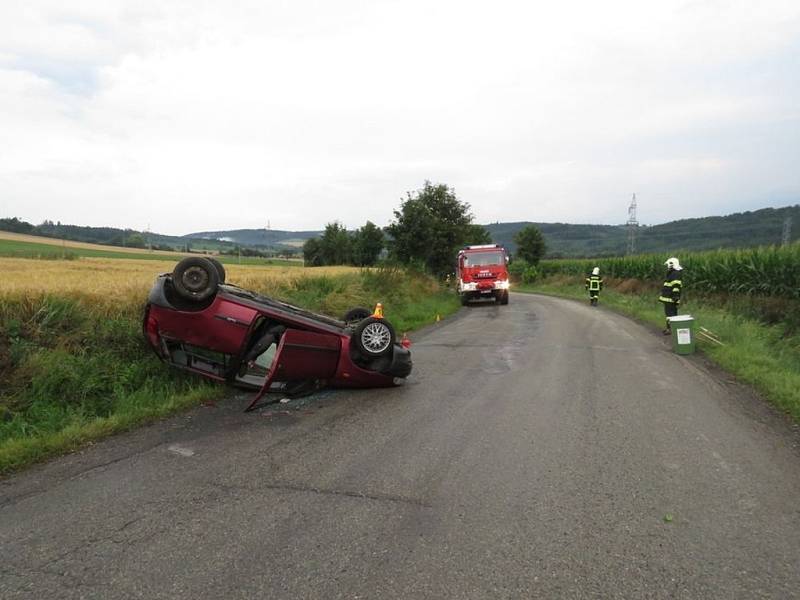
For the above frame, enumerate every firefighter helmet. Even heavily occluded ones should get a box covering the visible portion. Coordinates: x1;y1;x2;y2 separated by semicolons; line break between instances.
591;267;600;275
664;257;682;270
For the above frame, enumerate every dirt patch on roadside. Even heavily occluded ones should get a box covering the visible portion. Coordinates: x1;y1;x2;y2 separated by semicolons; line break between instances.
614;278;645;294
611;278;659;295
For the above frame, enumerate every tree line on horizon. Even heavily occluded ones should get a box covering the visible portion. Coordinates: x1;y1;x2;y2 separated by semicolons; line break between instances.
302;181;547;275
0;217;302;258
4;201;794;267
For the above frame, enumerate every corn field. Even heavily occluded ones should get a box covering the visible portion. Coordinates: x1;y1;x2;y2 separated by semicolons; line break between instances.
538;242;800;299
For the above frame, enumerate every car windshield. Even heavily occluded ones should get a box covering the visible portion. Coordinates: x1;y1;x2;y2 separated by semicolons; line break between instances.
464;251;504;266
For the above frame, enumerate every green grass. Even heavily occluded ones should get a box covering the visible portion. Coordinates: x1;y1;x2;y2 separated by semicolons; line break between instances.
216;255;300;266
0;269;459;475
273;266;459;333
517;277;800;421
0;239;82;260
0;238;298;266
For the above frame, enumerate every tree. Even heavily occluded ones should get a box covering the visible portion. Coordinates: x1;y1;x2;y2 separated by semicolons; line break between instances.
302;237;323;266
125;233;147;248
514;225;547;264
352;221;385;266
0;217;35;234
319;222;352;265
464;224;492;245
386;181;474;275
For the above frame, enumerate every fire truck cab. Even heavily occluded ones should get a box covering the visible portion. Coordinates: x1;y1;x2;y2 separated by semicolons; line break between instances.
456;244;510;306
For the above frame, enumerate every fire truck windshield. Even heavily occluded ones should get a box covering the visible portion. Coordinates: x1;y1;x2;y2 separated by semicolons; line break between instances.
463;251;504;266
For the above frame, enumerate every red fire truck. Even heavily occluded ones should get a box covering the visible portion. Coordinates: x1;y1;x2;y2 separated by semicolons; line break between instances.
456;244;511;306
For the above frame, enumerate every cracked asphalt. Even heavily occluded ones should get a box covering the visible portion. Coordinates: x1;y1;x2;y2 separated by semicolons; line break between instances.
2;293;800;599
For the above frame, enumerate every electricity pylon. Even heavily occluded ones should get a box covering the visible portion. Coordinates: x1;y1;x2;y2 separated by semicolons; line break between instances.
626;194;638;255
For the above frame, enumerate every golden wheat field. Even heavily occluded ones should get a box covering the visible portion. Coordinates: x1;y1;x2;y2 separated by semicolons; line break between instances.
0;257;359;297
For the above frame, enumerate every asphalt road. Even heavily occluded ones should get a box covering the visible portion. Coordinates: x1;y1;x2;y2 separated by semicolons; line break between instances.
2;293;800;599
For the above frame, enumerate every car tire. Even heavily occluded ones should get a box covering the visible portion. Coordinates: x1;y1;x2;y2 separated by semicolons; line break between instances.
343;307;372;322
353;317;395;358
207;257;226;284
172;257;220;302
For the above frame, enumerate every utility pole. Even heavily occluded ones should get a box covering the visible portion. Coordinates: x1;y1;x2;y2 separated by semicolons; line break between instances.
782;216;792;246
626;193;638;255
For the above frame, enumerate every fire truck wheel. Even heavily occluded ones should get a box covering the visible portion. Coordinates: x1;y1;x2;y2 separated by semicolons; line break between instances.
460;294;470;306
499;291;509;305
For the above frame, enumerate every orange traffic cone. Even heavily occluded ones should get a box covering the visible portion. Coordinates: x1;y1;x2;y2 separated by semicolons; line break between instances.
373;303;384;318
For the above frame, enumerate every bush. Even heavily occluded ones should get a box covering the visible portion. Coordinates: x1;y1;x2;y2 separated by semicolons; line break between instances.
507;259;529;282
522;265;539;284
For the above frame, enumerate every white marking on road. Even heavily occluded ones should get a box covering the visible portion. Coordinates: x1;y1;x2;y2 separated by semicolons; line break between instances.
711;450;732;473
167;444;195;457
617;329;635;340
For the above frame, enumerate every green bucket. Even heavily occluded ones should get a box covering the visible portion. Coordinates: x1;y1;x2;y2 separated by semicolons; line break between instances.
668;315;696;355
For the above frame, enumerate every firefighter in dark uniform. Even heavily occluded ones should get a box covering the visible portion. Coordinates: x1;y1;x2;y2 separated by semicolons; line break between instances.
659;257;683;334
585;267;603;306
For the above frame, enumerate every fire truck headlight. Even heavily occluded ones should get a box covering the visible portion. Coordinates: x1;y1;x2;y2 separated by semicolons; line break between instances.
494;280;510;290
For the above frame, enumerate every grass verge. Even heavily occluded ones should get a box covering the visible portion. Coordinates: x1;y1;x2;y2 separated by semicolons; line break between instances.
517;277;800;422
0;267;459;475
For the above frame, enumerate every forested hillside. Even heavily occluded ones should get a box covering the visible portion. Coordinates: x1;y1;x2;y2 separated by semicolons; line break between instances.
486;205;799;257
2;204;797;258
185;228;321;247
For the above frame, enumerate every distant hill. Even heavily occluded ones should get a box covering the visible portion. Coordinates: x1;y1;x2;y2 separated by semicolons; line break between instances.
484;222;624;257
2;203;797;258
485;205;799;257
184;228;321;248
0;219;307;255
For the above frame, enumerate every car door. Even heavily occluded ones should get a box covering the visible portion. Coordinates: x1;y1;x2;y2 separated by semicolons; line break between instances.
246;329;341;410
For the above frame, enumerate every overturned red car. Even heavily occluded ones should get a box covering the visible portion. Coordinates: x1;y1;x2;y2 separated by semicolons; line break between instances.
143;258;412;410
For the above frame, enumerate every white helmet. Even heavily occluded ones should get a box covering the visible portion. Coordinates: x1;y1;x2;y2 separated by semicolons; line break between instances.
591;267;600;275
665;257;682;270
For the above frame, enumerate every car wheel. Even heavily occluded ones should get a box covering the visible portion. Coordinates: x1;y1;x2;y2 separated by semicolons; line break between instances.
343;307;372;322
353;317;395;357
172;257;220;302
207;257;226;284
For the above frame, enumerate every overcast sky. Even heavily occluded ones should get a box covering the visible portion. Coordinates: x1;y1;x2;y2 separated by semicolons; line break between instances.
1;1;798;235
